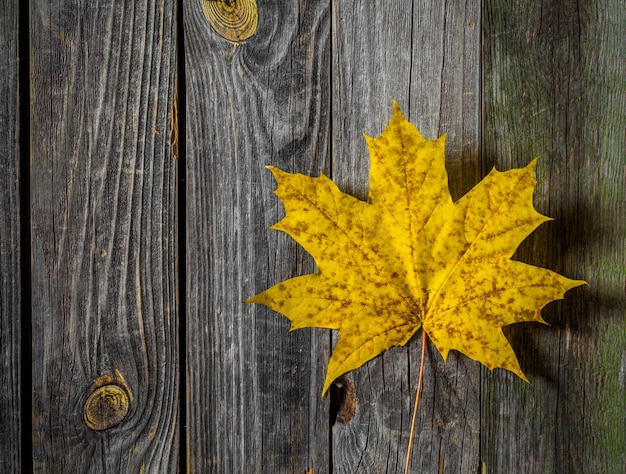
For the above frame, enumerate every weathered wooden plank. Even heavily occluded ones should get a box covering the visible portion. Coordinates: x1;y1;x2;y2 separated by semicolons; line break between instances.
331;1;481;472
29;1;179;471
184;0;331;471
0;1;22;470
481;0;625;472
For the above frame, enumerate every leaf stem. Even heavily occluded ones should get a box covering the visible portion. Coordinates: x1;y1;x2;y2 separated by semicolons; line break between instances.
405;329;427;474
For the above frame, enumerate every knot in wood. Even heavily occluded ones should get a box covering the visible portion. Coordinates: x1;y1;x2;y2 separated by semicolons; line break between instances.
329;376;356;425
84;384;130;431
202;0;258;43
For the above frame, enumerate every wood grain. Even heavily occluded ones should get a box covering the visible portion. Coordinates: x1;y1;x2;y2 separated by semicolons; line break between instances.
331;1;481;472
481;1;625;471
184;0;331;471
29;1;179;471
0;1;22;471
0;0;620;470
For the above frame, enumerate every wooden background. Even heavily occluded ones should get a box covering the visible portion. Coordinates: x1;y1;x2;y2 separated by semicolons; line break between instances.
1;0;624;472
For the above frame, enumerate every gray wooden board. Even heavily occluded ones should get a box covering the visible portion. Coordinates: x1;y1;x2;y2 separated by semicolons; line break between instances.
29;1;179;470
184;0;331;471
331;1;481;472
0;0;21;471
481;0;625;472
2;0;620;471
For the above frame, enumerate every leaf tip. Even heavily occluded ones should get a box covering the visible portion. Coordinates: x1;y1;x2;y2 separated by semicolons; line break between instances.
265;165;285;190
391;99;407;121
265;164;281;177
527;157;541;175
243;294;258;304
321;377;333;398
571;279;589;289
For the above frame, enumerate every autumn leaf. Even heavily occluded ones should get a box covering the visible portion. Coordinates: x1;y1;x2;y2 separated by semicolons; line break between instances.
247;101;586;395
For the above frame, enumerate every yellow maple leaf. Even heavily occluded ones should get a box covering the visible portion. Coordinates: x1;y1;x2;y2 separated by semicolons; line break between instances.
247;101;586;395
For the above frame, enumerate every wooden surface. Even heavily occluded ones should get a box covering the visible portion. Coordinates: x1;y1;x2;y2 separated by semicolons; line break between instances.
331;1;481;472
0;1;21;471
1;0;624;471
29;1;179;471
481;2;626;472
184;0;331;471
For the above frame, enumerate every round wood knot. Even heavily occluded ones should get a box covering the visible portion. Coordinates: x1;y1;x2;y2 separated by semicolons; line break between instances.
84;384;130;431
201;0;258;43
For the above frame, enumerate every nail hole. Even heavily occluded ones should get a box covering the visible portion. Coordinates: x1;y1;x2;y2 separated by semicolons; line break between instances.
329;375;356;426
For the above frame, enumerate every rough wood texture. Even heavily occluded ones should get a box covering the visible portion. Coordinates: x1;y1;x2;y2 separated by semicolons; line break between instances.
481;1;625;472
184;0;331;471
0;1;21;471
1;0;623;471
29;2;179;471
331;1;481;472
